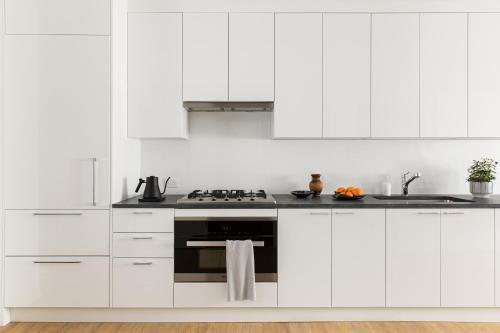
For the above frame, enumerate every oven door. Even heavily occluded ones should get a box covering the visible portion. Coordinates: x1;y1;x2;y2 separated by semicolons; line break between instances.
174;217;277;282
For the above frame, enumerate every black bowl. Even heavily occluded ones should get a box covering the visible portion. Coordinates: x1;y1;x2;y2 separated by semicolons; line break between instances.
291;190;313;199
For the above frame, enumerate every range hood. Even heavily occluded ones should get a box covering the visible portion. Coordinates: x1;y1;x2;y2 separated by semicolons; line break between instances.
183;101;274;112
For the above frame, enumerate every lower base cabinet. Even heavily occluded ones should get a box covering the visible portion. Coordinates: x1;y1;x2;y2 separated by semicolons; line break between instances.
173;283;278;308
332;209;385;307
113;258;174;308
5;256;109;307
278;209;332;307
441;209;494;307
386;209;441;307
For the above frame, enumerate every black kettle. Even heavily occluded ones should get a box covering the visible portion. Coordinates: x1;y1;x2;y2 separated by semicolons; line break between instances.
135;176;171;202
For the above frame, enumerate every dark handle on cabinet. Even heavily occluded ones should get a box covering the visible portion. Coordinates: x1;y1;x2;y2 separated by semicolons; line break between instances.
33;261;82;264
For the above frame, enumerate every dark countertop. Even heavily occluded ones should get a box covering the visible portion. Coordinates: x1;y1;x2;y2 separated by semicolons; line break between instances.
113;194;500;209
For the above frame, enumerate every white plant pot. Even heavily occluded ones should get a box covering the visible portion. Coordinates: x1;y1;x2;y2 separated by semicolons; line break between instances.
469;181;493;198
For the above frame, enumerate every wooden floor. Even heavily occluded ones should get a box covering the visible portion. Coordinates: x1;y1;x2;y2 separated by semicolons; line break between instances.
1;322;500;333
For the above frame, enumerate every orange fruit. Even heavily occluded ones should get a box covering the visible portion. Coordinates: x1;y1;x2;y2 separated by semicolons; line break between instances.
336;187;345;193
344;191;354;198
357;188;364;196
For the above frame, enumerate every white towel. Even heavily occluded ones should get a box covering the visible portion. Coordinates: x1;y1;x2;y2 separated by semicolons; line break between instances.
226;240;257;302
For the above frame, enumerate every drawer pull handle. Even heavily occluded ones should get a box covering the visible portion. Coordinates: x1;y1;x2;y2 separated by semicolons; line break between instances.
309;212;330;216
443;212;465;215
334;212;355;215
33;213;83;216
133;211;153;215
132;236;153;240
33;261;82;264
133;262;153;265
417;212;439;215
186;241;265;247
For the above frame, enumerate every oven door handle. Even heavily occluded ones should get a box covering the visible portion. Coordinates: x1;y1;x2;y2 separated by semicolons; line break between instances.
186;240;265;247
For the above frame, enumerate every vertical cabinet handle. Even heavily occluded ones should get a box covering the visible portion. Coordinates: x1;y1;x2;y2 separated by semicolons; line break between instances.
92;157;97;207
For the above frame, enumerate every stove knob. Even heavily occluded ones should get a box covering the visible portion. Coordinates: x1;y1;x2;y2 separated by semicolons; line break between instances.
212;198;216;201
224;197;229;201
237;197;242;201
198;197;203;201
250;197;255;201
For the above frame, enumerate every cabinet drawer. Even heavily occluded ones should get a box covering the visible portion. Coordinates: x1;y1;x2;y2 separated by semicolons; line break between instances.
174;283;277;308
113;258;173;308
5;210;109;256
113;233;173;258
113;208;174;232
5;257;109;307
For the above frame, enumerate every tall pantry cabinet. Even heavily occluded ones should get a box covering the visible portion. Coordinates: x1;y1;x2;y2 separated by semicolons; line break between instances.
3;0;111;308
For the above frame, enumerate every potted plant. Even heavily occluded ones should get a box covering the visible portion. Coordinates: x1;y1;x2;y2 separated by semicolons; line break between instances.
467;158;498;198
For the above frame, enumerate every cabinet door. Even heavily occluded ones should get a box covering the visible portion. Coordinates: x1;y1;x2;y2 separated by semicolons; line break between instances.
386;209;440;307
372;14;419;138
4;36;110;209
229;13;274;101
323;14;370;138
113;258;173;308
278;209;331;307
183;13;228;101
469;14;500;137
274;14;322;138
5;0;110;35
441;209;494;307
495;209;500;306
332;209;385;307
5;257;109;307
128;13;187;138
420;14;467;138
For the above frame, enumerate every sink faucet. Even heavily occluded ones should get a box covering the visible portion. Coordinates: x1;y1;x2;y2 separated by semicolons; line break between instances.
401;171;421;195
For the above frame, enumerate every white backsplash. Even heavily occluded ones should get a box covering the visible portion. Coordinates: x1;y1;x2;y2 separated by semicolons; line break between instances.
140;112;500;195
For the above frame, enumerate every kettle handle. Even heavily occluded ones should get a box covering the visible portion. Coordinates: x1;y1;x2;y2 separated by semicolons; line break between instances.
161;177;171;195
135;178;146;193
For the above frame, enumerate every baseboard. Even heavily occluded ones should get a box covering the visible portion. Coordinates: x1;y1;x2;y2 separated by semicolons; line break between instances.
9;308;500;323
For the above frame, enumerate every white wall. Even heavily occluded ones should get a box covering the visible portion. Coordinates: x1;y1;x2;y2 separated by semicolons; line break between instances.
141;113;500;195
112;0;141;202
0;0;6;325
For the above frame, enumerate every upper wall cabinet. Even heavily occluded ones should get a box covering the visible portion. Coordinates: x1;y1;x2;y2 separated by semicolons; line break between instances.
323;14;371;138
420;14;467;138
4;36;110;209
274;13;323;138
183;13;274;102
5;0;110;35
183;13;228;101
229;13;274;101
469;13;500;137
371;14;420;138
128;13;187;139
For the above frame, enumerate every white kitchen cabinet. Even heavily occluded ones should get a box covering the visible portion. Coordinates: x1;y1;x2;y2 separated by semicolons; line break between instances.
113;258;174;308
274;14;323;138
5;256;109;307
5;210;109;256
113;233;174;258
128;13;187;138
278;209;331;307
323;14;371;138
332;209;385;307
386;209;440;307
371;14;420;138
495;209;500;306
113;208;174;232
441;209;494;307
174;283;277;308
469;13;500;137
229;13;274;101
183;13;228;101
420;14;467;138
4;36;110;209
5;0;110;35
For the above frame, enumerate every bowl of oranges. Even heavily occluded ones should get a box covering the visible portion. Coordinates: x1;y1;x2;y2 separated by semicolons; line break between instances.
334;186;365;200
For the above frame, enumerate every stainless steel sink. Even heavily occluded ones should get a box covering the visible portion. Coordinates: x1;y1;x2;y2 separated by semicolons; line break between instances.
372;195;475;204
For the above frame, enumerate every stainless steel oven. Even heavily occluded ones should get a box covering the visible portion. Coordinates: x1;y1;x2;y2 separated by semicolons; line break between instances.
174;209;277;282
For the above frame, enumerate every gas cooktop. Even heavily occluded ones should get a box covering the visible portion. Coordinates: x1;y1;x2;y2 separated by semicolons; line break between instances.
177;190;276;205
